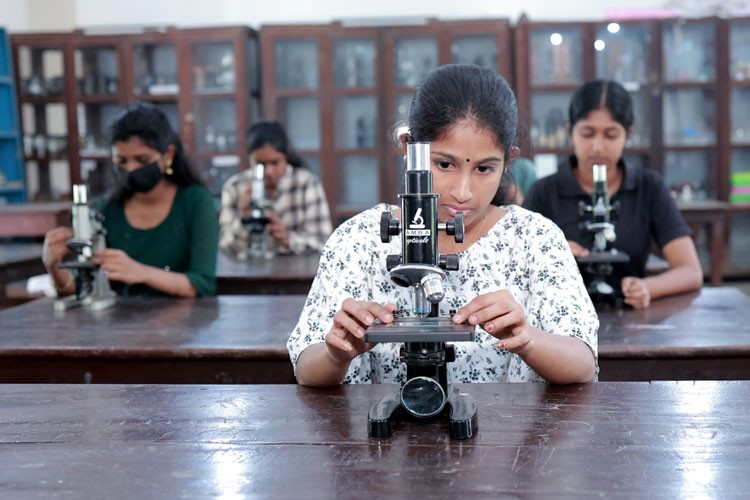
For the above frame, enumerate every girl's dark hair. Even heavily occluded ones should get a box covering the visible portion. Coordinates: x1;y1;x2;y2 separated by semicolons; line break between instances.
568;79;634;130
108;102;205;202
407;64;519;206
246;120;305;168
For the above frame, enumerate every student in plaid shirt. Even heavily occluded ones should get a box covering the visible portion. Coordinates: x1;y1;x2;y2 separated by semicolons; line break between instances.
219;120;333;255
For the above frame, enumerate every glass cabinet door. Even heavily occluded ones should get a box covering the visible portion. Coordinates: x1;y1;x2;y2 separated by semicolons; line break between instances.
730;22;750;82
278;96;320;150
626;89;651;148
530;92;571;149
394;37;437;87
194;98;237;153
595;22;650;84
336;156;379;211
191;42;236;94
529;27;582;85
662;22;716;83
333;39;375;88
451;35;498;70
730;150;750;204
17;46;65;98
662;89;716;147
335;95;377;149
664;151;716;201
274;39;318;90
133;43;178;96
75;46;119;97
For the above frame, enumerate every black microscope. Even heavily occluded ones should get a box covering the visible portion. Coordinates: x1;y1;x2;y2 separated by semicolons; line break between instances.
364;142;478;440
576;163;629;305
240;163;274;260
55;184;116;311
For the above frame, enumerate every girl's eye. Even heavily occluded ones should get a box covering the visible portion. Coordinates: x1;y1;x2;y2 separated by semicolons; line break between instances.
477;165;495;174
436;161;452;170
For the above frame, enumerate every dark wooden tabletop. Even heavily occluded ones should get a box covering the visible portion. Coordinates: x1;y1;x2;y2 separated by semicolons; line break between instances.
598;287;750;380
1;381;748;498
216;250;320;294
0;295;306;384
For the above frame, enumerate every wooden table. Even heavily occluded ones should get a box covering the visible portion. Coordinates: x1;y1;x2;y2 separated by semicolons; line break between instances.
0;242;45;308
1;381;749;498
0;201;71;237
216;250;320;294
0;295;305;384
598;287;750;380
678;200;729;286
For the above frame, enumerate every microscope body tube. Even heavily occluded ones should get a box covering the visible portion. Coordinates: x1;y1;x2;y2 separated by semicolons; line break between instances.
250;163;266;210
71;185;94;259
400;142;439;266
591;163;609;225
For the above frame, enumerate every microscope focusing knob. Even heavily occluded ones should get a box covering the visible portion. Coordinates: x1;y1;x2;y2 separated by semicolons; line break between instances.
380;211;401;243
439;254;460;271
385;254;401;271
450;212;464;243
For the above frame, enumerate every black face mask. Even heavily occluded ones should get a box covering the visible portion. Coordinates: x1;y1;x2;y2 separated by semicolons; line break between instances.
114;161;163;193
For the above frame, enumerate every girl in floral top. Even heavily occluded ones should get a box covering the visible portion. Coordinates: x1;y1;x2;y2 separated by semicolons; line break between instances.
288;64;598;386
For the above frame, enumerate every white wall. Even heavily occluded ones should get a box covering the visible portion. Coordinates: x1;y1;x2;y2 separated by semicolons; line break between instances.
73;0;672;29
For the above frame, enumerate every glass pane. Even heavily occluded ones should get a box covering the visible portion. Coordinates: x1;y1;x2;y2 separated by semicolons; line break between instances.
21;103;67;159
77;103;121;156
274;39;318;90
278;97;320;150
451;35;498;71
333;39;376;88
530;92;571;149
81;158;114;198
730;22;750;81
663;151;715;201
75;47;119;97
301;156;321;179
335;96;377;149
622;153;648;170
17;47;65;97
729;213;750;273
662;22;716;83
205;157;240;199
731;89;750;145
394;37;437;87
662;89;716;146
152;102;179;133
133;43;178;95
627;90;650;148
730;150;750;204
192;42;235;93
595;23;649;83
530;28;582;85
393;92;413;128
336;156;379;211
194;99;237;153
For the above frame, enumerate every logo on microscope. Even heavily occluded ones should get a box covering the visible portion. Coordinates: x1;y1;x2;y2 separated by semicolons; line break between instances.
406;208;430;238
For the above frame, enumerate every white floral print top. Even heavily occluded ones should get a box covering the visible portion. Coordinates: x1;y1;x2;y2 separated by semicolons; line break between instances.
287;204;598;384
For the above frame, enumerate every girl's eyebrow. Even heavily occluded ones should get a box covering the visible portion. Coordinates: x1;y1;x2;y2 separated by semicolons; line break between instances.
431;150;504;164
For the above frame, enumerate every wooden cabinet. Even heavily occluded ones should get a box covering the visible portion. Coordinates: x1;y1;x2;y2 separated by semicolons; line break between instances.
261;19;511;223
11;26;259;202
515;16;749;280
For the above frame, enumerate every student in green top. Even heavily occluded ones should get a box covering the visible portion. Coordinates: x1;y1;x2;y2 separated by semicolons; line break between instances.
43;102;218;297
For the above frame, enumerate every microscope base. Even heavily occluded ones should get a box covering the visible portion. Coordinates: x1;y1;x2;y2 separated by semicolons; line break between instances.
368;385;478;440
54;294;116;312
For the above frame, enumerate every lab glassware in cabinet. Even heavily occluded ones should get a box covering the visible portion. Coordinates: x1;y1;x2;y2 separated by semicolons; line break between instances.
333;38;376;89
191;41;236;94
529;27;583;86
335;96;377;150
132;42;178;96
336;155;379;212
277;96;321;151
451;35;498;70
662;21;716;83
274;39;318;90
394;37;437;88
730;21;750;81
594;22;650;84
730;89;750;145
75;46;120;98
664;151;716;202
194;98;237;153
662;88;717;147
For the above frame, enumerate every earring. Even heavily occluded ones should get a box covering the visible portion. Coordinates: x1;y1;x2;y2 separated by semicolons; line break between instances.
165;159;174;176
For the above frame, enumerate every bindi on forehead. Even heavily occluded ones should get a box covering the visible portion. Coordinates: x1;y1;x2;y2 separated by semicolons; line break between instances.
466;158;471;162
